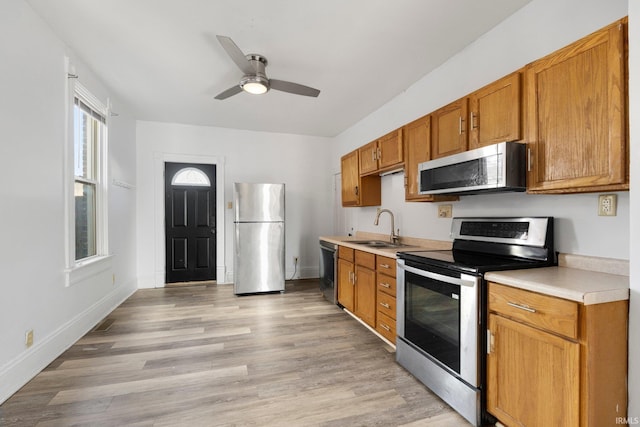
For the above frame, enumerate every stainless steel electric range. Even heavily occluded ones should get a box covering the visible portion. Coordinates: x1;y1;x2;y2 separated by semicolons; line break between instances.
396;217;555;426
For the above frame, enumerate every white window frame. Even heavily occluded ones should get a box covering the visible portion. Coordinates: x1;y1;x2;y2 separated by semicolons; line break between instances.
63;59;111;286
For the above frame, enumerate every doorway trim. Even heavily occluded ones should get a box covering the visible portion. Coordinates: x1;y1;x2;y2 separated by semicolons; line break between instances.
153;152;226;287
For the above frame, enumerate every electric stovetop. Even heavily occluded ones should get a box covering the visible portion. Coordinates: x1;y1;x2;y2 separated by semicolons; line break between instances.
398;249;550;275
399;217;556;275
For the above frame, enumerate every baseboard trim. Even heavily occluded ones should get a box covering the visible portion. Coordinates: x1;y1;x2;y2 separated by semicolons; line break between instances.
0;281;137;404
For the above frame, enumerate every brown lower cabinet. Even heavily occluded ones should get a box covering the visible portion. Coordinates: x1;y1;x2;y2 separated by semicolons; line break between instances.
375;255;397;343
487;282;628;427
337;247;376;328
337;247;397;342
354;251;376;327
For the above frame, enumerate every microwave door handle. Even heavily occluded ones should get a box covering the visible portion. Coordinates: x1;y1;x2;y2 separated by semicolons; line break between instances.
400;264;476;287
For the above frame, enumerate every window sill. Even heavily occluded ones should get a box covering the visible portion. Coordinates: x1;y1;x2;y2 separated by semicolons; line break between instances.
64;254;113;287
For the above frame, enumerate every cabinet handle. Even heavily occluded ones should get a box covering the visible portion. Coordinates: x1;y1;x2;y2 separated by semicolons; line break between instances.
487;329;494;354
354;186;359;196
527;148;532;172
507;301;536;313
379;282;391;288
377;147;381;160
379;302;391;309
379;263;390;269
372;150;376;161
380;323;391;332
470;112;478;130
458;116;465;134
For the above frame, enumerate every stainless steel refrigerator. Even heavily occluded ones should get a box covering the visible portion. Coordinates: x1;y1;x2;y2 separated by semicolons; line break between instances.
233;183;285;294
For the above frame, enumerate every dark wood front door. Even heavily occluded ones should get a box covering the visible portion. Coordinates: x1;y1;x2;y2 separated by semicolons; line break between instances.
164;162;216;283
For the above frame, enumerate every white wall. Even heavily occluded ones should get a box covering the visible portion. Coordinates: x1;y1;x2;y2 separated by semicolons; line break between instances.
136;121;333;287
627;0;639;419
332;0;630;261
0;0;138;404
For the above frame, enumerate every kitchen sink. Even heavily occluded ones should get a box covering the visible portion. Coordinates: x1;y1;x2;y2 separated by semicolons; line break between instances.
346;240;411;249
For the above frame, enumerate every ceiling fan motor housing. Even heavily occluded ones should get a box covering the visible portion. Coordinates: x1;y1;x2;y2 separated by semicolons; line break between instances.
240;54;270;94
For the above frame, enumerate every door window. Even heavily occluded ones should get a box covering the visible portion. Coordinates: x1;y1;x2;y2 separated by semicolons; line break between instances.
171;167;211;187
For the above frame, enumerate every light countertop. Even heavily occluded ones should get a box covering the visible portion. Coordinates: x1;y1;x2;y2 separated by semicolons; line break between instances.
485;264;629;306
320;232;451;257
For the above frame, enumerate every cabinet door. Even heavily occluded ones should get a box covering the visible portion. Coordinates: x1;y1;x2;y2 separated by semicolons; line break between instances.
340;150;360;206
487;314;580;427
469;71;522;149
378;129;403;170
337;258;354;311
404;115;431;199
525;19;627;193
359;140;379;175
354;265;376;327
431;97;468;159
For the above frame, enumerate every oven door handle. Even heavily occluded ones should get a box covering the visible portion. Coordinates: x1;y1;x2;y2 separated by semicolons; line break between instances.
399;263;477;288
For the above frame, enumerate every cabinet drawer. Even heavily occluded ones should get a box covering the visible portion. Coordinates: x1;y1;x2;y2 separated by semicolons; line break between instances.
338;246;354;262
376;255;396;277
376;311;396;343
377;291;396;319
355;250;376;269
377;273;396;296
488;282;579;339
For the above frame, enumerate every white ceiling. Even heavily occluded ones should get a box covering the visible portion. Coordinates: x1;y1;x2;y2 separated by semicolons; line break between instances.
26;0;531;137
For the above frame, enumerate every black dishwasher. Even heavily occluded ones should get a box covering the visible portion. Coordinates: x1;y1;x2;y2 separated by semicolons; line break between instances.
319;240;337;304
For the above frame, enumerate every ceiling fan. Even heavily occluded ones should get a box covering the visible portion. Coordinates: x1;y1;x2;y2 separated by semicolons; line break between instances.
214;35;321;100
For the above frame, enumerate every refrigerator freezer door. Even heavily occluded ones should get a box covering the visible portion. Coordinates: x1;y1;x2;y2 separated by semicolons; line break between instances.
234;183;285;222
234;222;285;294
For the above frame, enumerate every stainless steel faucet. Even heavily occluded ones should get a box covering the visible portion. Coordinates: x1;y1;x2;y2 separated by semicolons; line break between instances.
374;208;400;244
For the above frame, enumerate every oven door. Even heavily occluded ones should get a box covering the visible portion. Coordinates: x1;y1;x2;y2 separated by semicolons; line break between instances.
397;259;480;387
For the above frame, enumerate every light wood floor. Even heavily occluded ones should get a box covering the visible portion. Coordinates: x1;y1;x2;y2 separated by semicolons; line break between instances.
0;280;470;426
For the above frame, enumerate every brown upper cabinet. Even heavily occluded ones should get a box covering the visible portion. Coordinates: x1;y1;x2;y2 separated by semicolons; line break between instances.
431;97;468;159
359;129;404;176
525;18;628;193
404;115;431;200
403;114;458;202
341;149;381;207
468;71;522;150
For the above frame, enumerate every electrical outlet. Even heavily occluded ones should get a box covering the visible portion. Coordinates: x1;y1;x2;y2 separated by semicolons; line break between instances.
293;256;299;264
25;329;34;348
598;194;617;216
438;204;453;218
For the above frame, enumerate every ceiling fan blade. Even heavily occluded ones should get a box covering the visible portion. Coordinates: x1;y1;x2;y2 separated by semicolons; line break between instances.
270;79;320;97
216;35;254;75
215;85;243;100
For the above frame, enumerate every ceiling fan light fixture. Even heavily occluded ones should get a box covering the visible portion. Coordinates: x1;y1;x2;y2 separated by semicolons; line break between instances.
240;75;269;95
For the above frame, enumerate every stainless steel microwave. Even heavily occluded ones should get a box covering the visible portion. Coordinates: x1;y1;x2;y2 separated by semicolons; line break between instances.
419;142;526;195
